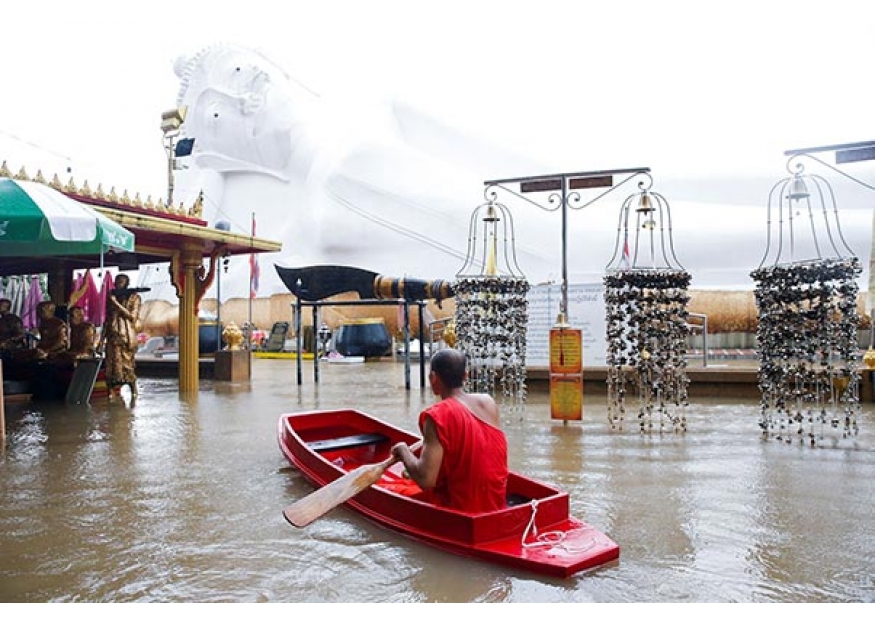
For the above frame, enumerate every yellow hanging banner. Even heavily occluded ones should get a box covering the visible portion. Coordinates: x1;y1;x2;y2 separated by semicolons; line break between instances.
549;324;583;421
550;327;582;374
550;375;583;421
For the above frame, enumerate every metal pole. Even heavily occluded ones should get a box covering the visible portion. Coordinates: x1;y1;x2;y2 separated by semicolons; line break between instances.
560;180;568;321
418;302;426;388
703;315;709;368
295;296;302;386
216;264;222;353
165;135;175;206
403;301;410;390
313;305;320;384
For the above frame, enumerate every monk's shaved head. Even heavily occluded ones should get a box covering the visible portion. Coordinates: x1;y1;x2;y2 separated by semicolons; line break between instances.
430;348;467;389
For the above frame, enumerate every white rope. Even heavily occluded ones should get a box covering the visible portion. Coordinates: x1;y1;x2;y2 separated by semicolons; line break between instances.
520;500;601;554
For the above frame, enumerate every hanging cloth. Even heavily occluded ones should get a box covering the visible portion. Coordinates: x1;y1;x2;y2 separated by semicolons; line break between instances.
22;275;45;329
83;270;101;323
95;269;115;326
9;276;26;317
68;269;102;324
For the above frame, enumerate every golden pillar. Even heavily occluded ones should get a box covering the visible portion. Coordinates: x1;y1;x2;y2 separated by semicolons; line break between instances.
171;243;223;394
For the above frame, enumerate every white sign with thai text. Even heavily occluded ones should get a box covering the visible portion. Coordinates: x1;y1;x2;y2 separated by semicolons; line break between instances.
526;283;607;367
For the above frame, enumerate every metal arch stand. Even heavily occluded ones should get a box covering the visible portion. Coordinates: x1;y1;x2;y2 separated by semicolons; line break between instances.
294;296;427;390
483;167;650;321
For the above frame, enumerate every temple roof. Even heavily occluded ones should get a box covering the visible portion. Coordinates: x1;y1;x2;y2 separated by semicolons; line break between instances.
0;161;282;278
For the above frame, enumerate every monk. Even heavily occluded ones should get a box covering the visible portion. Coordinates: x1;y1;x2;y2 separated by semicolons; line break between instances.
66;305;96;359
0;298;27;352
34;301;69;361
99;273;142;399
391;348;508;513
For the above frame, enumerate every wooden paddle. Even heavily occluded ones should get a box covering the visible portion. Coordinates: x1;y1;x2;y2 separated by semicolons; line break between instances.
283;441;422;528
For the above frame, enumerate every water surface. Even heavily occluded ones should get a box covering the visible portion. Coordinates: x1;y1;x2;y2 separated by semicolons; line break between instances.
2;358;873;603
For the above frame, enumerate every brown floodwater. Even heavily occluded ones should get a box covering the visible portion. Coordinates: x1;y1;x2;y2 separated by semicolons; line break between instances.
1;357;873;603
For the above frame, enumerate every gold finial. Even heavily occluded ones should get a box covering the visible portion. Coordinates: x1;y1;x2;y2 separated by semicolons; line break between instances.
442;320;457;348
107;186;119;203
485;235;498;276
120;189;131;205
14;166;29;180
132;192;144;208
175;201;184;215
222;322;245;351
0;161;11;177
156;198;167;212
65;176;79;194
34;170;46;184
80;180;92;197
49;173;63;189
144;194;155;210
93;183;106;199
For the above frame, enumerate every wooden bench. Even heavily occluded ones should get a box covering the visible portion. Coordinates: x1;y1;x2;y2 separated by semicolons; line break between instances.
308;432;389;452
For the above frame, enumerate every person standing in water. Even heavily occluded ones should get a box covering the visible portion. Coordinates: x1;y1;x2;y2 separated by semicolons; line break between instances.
99;274;142;400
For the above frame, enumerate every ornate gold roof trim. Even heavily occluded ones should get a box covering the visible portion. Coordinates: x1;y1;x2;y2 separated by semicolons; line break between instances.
1;157;202;220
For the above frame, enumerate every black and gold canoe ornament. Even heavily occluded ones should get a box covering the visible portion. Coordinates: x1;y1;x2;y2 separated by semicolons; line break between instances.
275;265;453;307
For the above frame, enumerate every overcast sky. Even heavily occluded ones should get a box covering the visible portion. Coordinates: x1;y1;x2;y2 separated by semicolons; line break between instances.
1;0;873;203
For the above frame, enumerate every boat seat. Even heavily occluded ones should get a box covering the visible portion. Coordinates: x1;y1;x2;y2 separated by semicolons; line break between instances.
308;432;389;452
506;493;531;507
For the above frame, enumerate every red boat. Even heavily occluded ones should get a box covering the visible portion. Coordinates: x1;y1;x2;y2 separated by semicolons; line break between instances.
278;408;620;578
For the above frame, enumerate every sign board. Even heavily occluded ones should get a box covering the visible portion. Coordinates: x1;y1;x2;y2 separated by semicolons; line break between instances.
549;327;582;374
520;178;562;193
549;326;583;420
836;146;875;164
526;283;606;367
569;175;613;189
550;375;583;421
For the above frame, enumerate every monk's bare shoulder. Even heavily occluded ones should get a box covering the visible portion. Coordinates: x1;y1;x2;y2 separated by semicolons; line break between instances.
461;393;501;428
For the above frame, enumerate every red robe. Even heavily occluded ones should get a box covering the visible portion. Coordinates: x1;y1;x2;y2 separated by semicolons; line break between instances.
419;397;508;513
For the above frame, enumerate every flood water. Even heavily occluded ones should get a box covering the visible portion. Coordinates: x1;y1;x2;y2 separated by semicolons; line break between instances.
1;357;873;603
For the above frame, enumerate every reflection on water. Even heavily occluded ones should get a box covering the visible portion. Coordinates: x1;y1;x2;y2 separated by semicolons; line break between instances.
1;359;874;602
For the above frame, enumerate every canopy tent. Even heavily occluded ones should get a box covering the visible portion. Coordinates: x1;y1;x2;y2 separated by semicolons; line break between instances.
0;177;135;257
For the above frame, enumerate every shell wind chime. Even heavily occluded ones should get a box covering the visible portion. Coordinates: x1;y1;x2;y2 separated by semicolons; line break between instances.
453;199;529;412
603;180;691;433
751;158;861;445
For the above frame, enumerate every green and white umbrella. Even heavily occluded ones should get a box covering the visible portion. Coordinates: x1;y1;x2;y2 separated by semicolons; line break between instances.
0;177;135;257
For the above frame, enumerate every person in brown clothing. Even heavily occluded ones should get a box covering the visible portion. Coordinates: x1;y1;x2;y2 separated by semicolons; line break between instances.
66;305;96;359
0;298;27;352
99;273;141;399
34;301;68;361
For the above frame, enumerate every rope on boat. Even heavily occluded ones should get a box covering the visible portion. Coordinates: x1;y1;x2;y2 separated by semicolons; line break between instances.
520;500;600;554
